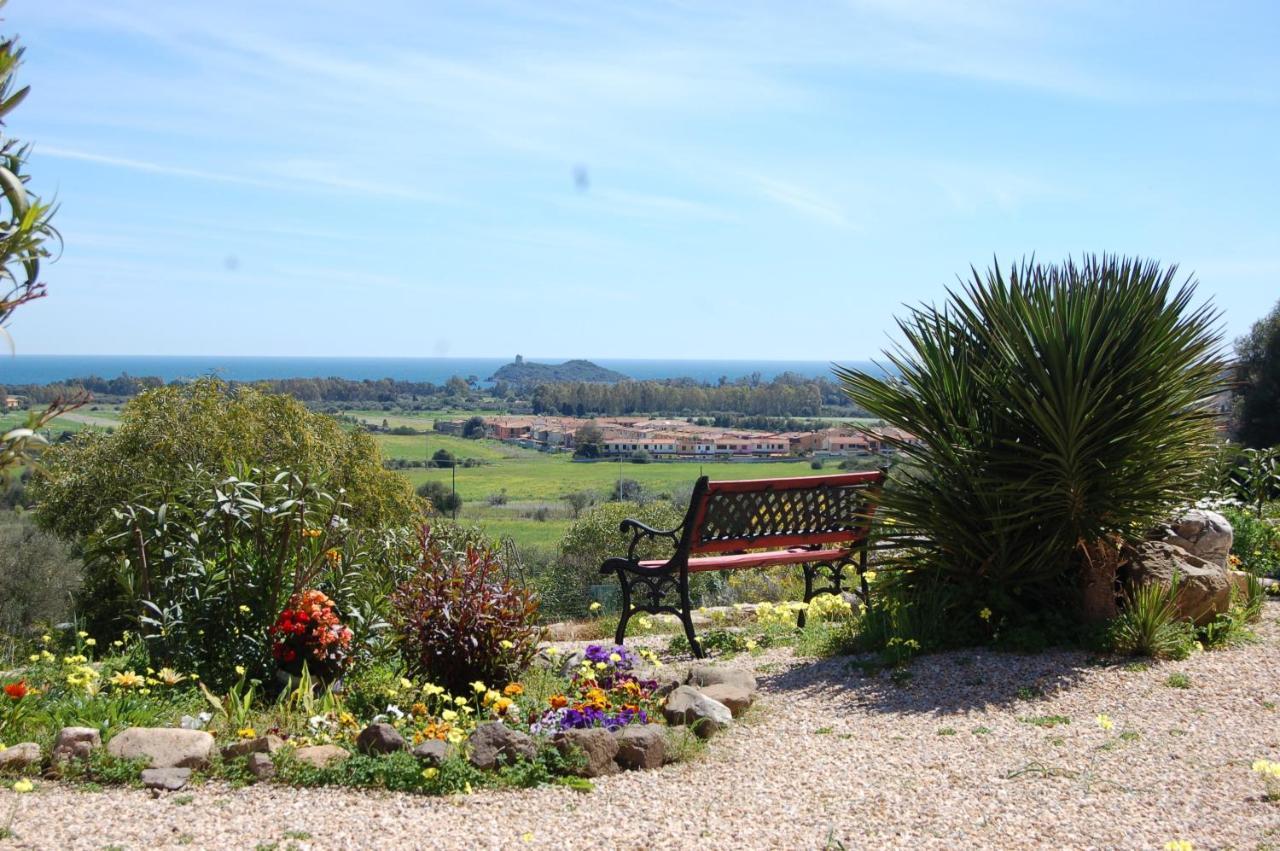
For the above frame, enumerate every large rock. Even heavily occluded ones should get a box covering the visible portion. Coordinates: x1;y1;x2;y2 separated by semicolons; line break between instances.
246;752;275;780
554;728;619;777
0;742;40;771
662;685;732;738
220;734;283;761
52;727;100;763
107;728;215;769
1126;541;1231;626
699;683;754;718
411;739;453;766
1149;509;1234;568
356;723;407;755
614;725;666;770
292;744;350;769
140;767;191;792
685;665;758;697
468;721;536;770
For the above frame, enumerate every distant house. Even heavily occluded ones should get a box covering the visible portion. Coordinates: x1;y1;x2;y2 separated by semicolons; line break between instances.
3;395;23;410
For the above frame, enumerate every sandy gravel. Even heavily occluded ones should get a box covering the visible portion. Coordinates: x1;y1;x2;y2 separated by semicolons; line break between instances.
5;606;1280;851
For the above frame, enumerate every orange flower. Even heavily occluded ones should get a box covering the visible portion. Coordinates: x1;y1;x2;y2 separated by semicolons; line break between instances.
3;680;28;700
503;683;524;697
549;694;568;709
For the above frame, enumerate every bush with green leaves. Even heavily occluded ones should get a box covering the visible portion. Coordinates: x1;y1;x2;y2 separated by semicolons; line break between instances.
544;501;683;619
839;256;1225;638
0;511;81;650
84;464;417;688
1234;296;1280;449
1221;505;1280;578
390;530;539;695
1104;581;1196;660
31;378;420;545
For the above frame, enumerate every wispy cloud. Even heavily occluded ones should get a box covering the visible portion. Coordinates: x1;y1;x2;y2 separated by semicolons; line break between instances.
752;177;859;230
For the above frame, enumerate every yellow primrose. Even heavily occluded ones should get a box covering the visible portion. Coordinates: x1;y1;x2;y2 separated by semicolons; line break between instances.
421;767;439;780
471;680;487;694
400;678;414;690
499;640;514;650
978;608;992;621
238;605;251;614
1163;842;1193;851
12;779;34;793
441;709;458;721
234;665;246;676
589;601;601;612
77;631;88;639
28;654;38;662
84;638;97;647
1096;714;1114;732
609;653;622;663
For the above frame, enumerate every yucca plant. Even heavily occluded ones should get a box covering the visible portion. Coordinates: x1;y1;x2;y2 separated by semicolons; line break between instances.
838;256;1226;632
1106;580;1195;660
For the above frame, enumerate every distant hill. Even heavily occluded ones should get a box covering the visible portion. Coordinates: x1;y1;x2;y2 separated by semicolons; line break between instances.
490;356;629;385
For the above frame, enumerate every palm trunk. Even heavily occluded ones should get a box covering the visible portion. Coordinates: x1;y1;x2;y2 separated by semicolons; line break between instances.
1079;536;1120;622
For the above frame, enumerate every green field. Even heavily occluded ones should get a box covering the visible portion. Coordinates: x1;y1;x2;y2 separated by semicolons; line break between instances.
368;413;870;551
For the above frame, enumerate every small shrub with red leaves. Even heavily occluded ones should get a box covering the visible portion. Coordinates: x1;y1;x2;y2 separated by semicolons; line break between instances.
390;529;540;695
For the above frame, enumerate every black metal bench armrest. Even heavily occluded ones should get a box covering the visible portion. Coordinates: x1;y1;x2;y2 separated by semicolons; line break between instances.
598;518;684;574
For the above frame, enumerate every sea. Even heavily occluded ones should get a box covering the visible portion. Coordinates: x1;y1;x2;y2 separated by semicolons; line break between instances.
0;355;885;387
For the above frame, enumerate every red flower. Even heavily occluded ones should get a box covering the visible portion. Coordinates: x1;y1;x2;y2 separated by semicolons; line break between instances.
4;680;29;700
282;648;297;663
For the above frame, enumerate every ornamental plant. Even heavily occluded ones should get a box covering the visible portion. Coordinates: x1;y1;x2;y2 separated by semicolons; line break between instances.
531;644;660;733
270;590;354;681
839;256;1226;633
390;528;539;695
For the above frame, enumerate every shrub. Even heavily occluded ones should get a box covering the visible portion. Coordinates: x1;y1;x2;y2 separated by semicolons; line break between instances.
1234;296;1280;449
1105;581;1196;660
85;465;408;688
545;501;682;619
839;256;1225;635
31;379;419;544
417;480;462;515
0;511;81;646
1221;506;1280;577
390;530;539;695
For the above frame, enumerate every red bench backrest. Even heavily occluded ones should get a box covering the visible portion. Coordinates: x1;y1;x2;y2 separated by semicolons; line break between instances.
684;470;886;555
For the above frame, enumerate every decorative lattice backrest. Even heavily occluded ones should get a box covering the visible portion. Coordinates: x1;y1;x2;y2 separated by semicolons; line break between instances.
688;471;885;554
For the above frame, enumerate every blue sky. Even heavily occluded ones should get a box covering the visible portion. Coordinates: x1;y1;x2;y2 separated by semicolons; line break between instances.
7;0;1279;359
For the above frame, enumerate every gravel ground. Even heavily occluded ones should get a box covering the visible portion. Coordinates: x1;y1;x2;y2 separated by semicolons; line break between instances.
5;607;1280;851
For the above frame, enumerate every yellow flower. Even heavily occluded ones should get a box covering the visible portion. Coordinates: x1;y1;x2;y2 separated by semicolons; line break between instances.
745;639;758;651
11;779;34;793
112;640;124;648
454;696;469;706
447;728;465;744
238;605;251;614
84;638;97;647
589;601;601;612
1163;841;1193;851
483;690;500;706
863;571;877;583
522;832;534;844
237;727;257;739
235;665;246;677
40;634;50;644
77;631;88;639
155;668;185;686
421;767;439;780
595;661;606;670
110;670;144;689
441;709;458;721
400;678;414;690
471;680;487;694
609;653;622;663
28;654;38;662
40;650;53;661
978;608;992;621
1096;714;1114;732
494;697;514;714
499;640;514;650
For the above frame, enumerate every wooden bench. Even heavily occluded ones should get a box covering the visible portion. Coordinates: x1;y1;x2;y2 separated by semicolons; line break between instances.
600;470;886;658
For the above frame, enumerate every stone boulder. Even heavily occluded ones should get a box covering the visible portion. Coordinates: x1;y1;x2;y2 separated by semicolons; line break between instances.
0;742;40;771
468;721;536;770
685;664;758;697
356;722;407;755
614;725;666;770
220;734;283;761
554;728;619;778
699;683;754;718
246;752;275;780
1148;509;1234;568
107;728;215;769
1126;541;1231;626
662;685;732;738
52;727;101;763
140;767;191;792
411;740;453;766
292;744;350;769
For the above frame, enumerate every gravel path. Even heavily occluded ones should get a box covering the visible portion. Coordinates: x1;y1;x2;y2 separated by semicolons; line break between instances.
5;607;1280;850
